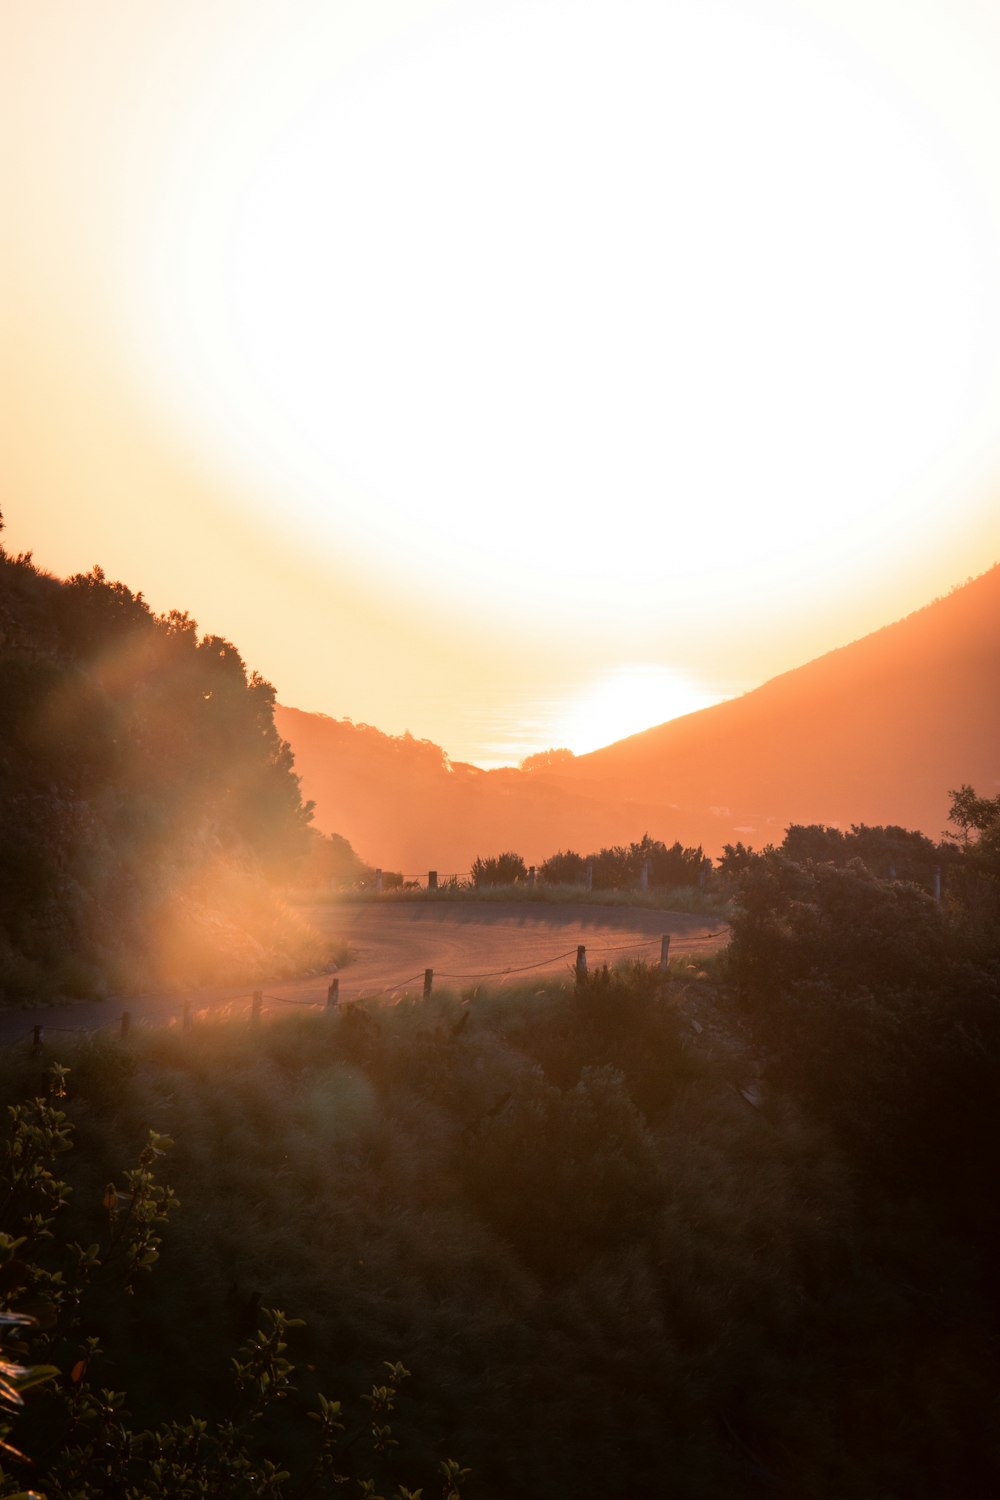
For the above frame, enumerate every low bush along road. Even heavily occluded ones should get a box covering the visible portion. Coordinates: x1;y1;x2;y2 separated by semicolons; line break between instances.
0;901;729;1040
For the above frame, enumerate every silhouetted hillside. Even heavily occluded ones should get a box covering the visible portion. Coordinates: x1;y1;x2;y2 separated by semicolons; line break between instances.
0;524;321;997
278;566;1000;869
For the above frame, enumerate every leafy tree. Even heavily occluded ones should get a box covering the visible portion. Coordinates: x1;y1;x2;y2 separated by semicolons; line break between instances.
587;835;703;890
470;852;527;887
725;823;1000;1209
716;840;758;882
0;544;319;993
727;850;946;1003
538;849;586;884
782;822;944;889
944;785;1000;953
947;784;1000;845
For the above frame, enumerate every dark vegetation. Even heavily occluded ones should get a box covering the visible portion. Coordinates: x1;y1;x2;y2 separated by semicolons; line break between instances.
539;834;705;890
1;789;998;1496
317;837;709;900
3;510;999;1494
469;851;527;887
0;514;340;998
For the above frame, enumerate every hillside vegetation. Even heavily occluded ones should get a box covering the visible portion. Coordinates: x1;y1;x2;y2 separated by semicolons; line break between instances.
0;516;323;999
2;789;998;1497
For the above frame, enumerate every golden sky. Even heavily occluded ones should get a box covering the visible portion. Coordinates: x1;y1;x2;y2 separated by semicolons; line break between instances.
5;0;1000;766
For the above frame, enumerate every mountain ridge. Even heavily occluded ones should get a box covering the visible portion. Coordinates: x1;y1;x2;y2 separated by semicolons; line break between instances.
276;565;1000;869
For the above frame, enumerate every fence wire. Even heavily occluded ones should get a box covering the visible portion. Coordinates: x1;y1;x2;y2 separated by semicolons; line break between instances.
11;924;727;1044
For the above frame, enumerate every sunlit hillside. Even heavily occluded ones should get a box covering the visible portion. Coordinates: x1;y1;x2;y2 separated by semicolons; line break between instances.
278;565;1000;871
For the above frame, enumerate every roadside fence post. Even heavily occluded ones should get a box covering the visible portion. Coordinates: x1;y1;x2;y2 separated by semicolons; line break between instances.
640;860;650;893
375;868;383;895
585;859;593;893
575;945;587;985
327;977;340;1010
428;870;438;891
660;935;671;969
528;865;536;887
423;968;434;999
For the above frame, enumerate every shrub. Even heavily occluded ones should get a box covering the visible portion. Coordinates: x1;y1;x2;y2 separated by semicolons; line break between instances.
470;851;527;887
538;849;586;884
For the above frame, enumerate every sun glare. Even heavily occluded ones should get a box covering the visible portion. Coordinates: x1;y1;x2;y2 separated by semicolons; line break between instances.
545;666;720;757
129;0;1000;635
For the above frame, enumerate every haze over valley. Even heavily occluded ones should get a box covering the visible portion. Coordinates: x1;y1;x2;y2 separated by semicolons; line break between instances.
278;564;1000;873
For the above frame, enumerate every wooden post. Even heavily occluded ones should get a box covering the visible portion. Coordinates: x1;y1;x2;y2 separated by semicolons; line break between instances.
375;868;383;895
326;977;340;1010
182;1000;192;1035
528;865;536;887
120;1011;131;1041
933;865;942;903
251;991;263;1026
699;857;711;891
575;944;587;983
423;968;434;998
428;870;438;891
585;859;593;893
32;1024;43;1052
660;935;671;969
640;860;650;893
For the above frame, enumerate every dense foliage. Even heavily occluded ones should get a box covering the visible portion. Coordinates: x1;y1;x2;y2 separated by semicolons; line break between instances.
717;819;951;891
469;852;527;887
503;835;706;890
0;1065;467;1499
2;791;997;1497
0;522;320;997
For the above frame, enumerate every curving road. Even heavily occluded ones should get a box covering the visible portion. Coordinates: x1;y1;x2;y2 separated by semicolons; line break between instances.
1;901;728;1042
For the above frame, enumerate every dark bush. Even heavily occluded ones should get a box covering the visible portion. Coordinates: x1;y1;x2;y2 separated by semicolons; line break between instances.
538;848;586;884
470;851;528;886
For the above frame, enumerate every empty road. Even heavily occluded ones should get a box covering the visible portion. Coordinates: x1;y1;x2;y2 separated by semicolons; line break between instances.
0;900;728;1043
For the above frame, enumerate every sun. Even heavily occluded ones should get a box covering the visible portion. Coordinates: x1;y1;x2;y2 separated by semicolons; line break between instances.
130;0;998;637
546;666;720;757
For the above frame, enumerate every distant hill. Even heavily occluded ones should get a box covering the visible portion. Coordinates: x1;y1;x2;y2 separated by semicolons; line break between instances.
276;566;1000;870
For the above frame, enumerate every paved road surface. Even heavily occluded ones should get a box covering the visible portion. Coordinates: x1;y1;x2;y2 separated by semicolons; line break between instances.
1;901;728;1044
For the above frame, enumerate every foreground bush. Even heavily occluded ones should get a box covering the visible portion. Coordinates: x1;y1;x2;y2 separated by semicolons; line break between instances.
0;1064;469;1500
0;926;996;1496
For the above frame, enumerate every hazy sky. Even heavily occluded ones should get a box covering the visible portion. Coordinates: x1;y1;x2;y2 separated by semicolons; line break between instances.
5;0;1000;765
